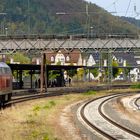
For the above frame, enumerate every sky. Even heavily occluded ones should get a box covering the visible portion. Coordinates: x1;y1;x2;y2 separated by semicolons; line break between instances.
86;0;140;19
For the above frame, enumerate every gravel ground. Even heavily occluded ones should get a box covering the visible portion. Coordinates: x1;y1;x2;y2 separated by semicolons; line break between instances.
71;93;140;140
71;101;103;140
103;94;140;134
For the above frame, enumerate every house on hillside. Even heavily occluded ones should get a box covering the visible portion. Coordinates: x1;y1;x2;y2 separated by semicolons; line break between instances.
113;52;137;67
113;52;140;81
45;49;83;66
32;57;41;65
86;54;96;66
82;53;100;80
84;53;99;66
0;55;6;62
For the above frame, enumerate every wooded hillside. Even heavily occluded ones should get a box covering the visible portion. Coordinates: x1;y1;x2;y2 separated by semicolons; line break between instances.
0;0;139;35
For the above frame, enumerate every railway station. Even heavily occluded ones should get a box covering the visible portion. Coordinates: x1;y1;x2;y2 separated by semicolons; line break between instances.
8;63;85;90
1;0;140;139
7;63;137;89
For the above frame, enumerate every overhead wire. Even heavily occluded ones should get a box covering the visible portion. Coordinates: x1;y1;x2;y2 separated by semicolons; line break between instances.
125;0;132;17
113;2;117;14
105;0;119;10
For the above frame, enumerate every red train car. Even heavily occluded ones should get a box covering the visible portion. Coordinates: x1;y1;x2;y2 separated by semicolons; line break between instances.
0;62;12;106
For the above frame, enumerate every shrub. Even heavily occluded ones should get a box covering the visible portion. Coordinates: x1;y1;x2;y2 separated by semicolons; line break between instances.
131;83;140;89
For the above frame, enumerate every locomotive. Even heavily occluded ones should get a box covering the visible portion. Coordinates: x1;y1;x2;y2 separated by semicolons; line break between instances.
0;62;12;106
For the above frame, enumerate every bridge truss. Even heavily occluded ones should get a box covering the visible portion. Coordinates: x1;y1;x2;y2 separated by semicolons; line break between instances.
0;35;140;54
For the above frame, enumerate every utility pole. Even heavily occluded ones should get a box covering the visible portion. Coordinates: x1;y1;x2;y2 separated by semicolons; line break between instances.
86;3;90;37
40;53;47;93
134;4;140;34
0;13;7;35
27;0;30;35
108;51;112;87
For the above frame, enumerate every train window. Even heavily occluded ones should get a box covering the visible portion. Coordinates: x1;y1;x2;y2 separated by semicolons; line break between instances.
0;68;5;74
0;68;11;74
0;63;11;75
4;68;8;74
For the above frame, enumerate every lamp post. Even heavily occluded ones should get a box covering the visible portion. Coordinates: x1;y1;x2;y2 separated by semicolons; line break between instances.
5;27;8;36
90;26;93;37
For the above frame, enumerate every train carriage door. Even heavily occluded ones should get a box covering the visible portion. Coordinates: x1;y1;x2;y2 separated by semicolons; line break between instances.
0;68;3;89
2;68;6;89
0;68;2;90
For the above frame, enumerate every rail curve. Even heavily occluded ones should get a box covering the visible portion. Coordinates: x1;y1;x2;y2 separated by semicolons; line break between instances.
79;93;140;140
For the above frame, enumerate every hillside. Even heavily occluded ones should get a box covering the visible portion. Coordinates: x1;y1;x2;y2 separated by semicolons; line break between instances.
0;0;139;35
121;16;140;29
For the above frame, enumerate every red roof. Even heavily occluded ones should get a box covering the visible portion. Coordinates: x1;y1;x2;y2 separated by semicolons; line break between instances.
45;49;81;64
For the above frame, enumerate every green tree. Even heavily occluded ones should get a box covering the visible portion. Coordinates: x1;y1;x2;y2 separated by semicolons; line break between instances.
90;68;99;77
67;69;77;78
77;68;84;80
112;60;121;78
12;52;30;64
49;70;60;81
6;52;30;64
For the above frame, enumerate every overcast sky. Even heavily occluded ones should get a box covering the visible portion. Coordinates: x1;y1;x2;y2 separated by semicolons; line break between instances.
86;0;140;18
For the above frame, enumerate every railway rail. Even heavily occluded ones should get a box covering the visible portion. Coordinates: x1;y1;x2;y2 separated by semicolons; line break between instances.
79;93;140;140
5;92;64;108
1;83;137;108
134;96;140;109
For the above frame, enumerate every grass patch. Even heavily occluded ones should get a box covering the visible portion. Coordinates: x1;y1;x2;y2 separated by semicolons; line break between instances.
43;100;56;110
33;105;41;112
83;90;96;95
49;100;56;107
1;88;135;140
31;130;39;138
131;83;140;89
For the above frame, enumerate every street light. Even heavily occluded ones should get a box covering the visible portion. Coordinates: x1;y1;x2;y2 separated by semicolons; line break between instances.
5;27;8;36
56;12;68;15
90;26;93;37
0;13;7;16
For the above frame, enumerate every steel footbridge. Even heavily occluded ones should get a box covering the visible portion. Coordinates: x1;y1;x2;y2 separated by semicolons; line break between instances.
0;34;140;54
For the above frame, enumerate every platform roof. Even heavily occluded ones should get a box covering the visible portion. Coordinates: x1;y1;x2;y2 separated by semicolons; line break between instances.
8;64;41;71
8;64;138;71
8;64;85;71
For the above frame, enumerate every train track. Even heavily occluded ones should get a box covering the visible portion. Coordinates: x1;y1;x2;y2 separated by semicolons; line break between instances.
2;84;130;107
2;84;138;108
134;96;140;109
5;92;64;108
79;93;140;140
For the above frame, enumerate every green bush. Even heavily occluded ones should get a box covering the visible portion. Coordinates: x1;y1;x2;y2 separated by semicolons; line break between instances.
131;83;140;89
33;105;41;112
43;100;56;110
83;90;96;95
